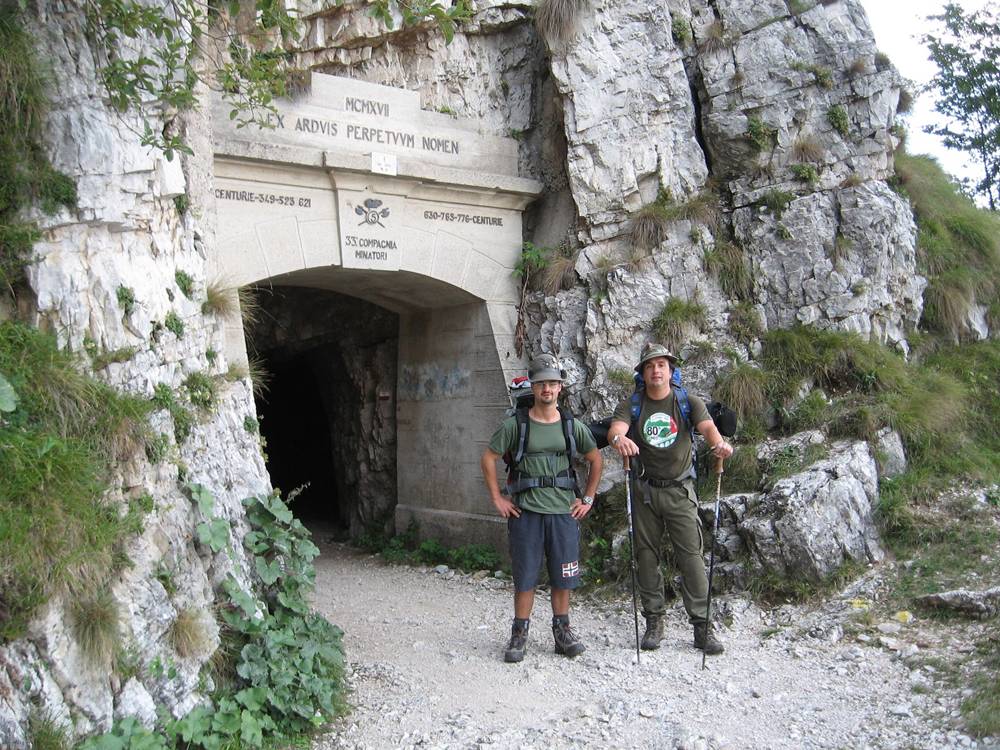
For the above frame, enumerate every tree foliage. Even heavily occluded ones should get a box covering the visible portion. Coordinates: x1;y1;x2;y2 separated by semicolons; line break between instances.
81;0;471;158
921;2;1000;210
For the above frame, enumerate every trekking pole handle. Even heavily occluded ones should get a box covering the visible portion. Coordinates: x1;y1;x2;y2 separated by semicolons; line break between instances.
714;455;725;474
623;455;630;472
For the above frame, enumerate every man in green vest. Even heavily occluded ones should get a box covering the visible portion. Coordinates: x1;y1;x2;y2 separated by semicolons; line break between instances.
480;354;603;663
606;343;734;655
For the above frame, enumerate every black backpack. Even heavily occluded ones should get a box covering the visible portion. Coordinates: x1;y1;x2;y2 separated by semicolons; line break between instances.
502;377;581;498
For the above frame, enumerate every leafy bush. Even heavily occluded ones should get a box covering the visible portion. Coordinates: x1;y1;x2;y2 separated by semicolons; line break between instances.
759;189;794;219
164;311;185;338
827;104;850;137
791;163;819;185
174;269;195;300
183;371;217;411
746;116;778;152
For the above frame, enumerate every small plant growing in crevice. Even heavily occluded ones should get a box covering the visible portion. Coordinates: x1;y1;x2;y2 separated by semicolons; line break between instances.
703;240;754;301
202;280;238;317
874;51;891;71
791;163;819;185
116;285;136;316
792;134;824;163
897;88;914;115
175;269;195;299
169;607;213;659
164;311;184;338
828;104;850;137
69;588;120;667
792;61;832;89
173;194;189;215
184;371;217;411
746;115;778;152
729;301;763;345
651;298;707;351
534;0;585;47
787;0;814;14
848;57;868;77
671;16;691;46
777;223;793;240
699;19;728;53
244;415;260;433
145;432;170;464
759;189;795;219
542;244;579;296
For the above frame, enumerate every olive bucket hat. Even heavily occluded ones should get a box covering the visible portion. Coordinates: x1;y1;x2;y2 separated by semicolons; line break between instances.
634;342;680;373
528;353;567;383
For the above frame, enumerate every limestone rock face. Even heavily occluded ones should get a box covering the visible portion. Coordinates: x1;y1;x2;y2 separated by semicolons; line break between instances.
738;440;885;582
2;3;270;744
4;0;933;742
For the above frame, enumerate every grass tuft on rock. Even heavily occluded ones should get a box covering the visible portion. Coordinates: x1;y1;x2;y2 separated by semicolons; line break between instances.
894;152;1000;340
0;322;151;640
651;298;706;352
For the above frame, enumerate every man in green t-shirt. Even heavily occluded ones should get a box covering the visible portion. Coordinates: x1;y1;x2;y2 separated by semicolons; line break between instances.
480;354;603;663
606;343;734;655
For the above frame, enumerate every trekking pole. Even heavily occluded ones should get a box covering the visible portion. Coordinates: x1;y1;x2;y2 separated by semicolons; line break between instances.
623;456;641;665
702;454;725;671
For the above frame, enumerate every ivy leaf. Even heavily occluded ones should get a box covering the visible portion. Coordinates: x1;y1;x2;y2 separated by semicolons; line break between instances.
0;373;17;413
197;518;230;552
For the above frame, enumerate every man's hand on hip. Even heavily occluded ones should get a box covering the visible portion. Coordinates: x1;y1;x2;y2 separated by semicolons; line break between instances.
491;494;521;518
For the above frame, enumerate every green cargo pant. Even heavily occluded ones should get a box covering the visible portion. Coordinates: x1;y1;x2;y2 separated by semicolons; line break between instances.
633;478;708;624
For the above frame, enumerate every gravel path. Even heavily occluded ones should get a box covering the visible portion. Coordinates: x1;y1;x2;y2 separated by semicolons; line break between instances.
309;540;994;750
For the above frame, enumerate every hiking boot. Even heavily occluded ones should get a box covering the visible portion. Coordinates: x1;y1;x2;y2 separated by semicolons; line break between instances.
641;615;664;650
504;620;529;663
552;617;586;658
693;621;724;655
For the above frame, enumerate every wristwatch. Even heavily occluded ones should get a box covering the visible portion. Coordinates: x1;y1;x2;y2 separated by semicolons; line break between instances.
582;495;594;505
611;434;621;446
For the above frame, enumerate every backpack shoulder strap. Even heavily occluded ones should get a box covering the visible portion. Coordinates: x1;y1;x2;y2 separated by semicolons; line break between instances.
675;385;693;433
558;405;576;464
512;407;530;465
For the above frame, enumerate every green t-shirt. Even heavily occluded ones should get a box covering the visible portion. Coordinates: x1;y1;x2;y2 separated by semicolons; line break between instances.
489;413;597;514
612;390;710;480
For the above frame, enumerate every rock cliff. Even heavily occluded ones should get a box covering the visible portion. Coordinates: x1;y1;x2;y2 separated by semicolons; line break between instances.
0;0;927;742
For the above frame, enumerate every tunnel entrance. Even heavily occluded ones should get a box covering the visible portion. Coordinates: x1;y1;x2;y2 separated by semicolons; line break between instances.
246;285;399;539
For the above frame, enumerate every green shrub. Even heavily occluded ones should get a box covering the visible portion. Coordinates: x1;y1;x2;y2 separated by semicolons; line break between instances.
0;322;151;641
746;116;778;152
671;16;691;46
759;189;794;218
164;311;185;338
184;371;217;411
791;163;819;185
243;415;259;433
651;298;707;351
827;104;849;137
792;61;832;88
175;269;195;299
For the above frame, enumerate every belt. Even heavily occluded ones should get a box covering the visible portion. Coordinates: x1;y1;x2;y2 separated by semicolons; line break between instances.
642;475;690;488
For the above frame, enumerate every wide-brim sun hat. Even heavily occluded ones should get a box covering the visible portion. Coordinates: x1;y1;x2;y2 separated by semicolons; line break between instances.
528;353;567;383
634;342;679;373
